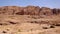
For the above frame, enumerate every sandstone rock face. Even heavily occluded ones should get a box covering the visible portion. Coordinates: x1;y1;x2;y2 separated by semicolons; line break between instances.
0;6;60;15
52;8;60;15
40;7;52;15
23;6;40;15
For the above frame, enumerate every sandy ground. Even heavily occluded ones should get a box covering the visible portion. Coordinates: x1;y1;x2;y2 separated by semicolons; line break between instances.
0;15;60;34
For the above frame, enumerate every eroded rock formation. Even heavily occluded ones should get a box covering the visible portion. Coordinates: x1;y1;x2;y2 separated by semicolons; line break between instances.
0;6;60;15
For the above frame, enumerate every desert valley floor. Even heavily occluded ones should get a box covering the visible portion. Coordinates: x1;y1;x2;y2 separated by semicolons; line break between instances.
0;15;60;34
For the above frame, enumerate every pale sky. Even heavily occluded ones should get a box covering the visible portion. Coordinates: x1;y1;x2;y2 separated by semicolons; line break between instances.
0;0;60;8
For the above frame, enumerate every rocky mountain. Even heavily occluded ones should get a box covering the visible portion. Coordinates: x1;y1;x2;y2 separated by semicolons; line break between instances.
0;6;60;15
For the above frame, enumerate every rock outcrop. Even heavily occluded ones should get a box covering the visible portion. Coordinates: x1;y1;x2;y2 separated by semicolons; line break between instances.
52;8;60;15
0;6;60;15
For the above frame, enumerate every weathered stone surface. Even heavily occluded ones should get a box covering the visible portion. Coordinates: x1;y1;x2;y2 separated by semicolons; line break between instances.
0;6;60;34
39;7;52;15
0;6;60;15
52;8;60;15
